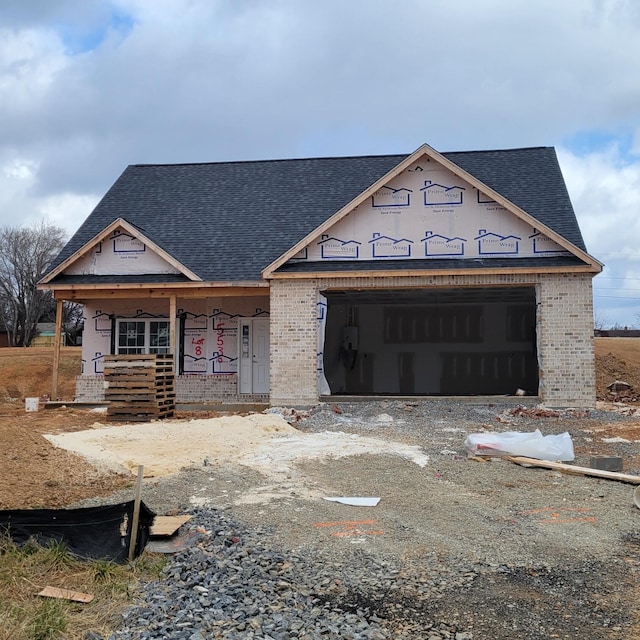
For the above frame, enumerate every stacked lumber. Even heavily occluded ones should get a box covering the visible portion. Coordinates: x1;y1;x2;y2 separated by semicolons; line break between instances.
104;354;175;421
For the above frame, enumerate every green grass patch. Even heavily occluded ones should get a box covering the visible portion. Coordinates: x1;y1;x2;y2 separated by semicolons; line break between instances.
0;535;166;640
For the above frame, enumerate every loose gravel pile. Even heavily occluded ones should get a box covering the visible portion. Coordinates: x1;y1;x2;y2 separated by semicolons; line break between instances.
79;400;640;639
112;508;480;639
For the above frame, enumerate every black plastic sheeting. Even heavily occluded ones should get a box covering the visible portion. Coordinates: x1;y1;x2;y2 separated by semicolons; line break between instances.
0;501;155;563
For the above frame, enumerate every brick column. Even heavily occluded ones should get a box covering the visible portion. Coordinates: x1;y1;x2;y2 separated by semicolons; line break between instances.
269;279;319;406
537;274;596;407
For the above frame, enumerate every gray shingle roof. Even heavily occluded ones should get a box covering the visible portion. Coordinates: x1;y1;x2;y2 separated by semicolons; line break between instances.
47;147;589;283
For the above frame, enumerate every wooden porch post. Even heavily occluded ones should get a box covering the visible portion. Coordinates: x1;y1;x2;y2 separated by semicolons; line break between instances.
52;298;64;400
169;294;177;367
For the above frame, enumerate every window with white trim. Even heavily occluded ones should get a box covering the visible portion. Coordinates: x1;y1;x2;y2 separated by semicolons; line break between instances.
116;319;170;354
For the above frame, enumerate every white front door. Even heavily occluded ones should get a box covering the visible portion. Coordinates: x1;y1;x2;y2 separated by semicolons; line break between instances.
238;318;270;394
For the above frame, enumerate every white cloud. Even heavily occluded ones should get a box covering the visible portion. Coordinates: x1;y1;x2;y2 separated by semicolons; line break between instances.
38;192;102;236
0;0;639;324
0;153;38;210
558;145;640;326
0;28;68;124
3;157;38;181
0;152;99;237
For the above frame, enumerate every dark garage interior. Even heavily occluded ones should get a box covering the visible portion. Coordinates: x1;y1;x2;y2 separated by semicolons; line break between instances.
322;286;538;396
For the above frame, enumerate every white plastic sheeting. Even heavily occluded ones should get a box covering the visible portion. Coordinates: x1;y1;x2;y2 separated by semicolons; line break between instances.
464;430;575;461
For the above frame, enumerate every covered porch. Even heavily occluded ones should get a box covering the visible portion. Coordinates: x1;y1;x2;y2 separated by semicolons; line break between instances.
42;281;271;405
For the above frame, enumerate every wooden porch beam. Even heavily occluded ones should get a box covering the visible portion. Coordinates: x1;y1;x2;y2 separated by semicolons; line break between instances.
52;299;64;400
169;294;177;361
49;285;269;301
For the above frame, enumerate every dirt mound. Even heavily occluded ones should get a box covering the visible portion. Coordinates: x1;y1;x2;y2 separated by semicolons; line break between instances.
594;337;640;401
0;346;80;401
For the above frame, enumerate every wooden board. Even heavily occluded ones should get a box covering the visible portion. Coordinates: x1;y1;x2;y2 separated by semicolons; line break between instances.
108;403;161;411
106;395;161;402
104;363;173;369
150;515;193;537
105;371;159;378
105;388;175;395
38;586;94;603
505;456;640;484
107;408;175;420
108;414;174;422
106;386;158;394
106;387;174;395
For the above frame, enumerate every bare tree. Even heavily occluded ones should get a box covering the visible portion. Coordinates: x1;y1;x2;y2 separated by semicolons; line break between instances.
0;221;67;346
593;309;611;331
63;301;84;345
38;298;85;346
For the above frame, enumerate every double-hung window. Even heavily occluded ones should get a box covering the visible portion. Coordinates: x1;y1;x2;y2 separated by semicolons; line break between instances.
116;319;171;355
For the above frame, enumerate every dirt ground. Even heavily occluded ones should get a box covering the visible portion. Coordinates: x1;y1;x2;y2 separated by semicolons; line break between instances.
2;342;640;638
1;339;640;510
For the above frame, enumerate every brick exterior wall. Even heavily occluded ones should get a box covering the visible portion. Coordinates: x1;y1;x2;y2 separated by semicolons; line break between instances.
269;272;596;408
76;273;596;408
269;279;319;406
75;375;105;402
537;273;595;407
75;374;268;404
175;375;238;401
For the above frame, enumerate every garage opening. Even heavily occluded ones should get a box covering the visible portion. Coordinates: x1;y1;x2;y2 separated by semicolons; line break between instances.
322;287;538;396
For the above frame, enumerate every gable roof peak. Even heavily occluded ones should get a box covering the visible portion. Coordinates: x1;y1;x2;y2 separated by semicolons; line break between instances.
44;144;601;285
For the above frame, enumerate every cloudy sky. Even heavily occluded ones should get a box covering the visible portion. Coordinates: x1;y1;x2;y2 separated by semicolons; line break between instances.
1;0;639;326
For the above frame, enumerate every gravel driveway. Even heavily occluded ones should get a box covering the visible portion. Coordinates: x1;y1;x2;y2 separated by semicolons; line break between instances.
94;400;640;639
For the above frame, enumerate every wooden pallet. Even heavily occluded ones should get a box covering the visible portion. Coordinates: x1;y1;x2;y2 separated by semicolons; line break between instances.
107;406;175;421
104;354;175;422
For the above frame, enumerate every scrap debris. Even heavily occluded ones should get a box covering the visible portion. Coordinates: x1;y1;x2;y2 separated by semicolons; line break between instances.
512;406;589;419
510;406;561;418
264;407;310;423
590;456;623;472
38;586;94;603
147;514;197;554
604;380;638;403
323;497;380;507
505;456;640;485
150;515;193;537
496;406;590;423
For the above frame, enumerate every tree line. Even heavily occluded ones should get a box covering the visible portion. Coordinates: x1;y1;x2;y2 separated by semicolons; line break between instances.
0;221;81;347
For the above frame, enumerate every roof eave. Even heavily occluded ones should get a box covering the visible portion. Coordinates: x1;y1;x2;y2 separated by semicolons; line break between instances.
42;279;268;301
268;263;602;280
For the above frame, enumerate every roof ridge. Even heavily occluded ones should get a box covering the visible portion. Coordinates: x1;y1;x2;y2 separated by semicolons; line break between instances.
129;146;554;169
130;152;408;169
445;146;552;154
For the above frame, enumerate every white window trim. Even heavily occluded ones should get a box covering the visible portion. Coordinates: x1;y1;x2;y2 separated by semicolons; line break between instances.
115;318;170;355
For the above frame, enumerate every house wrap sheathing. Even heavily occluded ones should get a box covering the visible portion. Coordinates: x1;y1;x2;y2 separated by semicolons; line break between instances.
40;144;602;407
